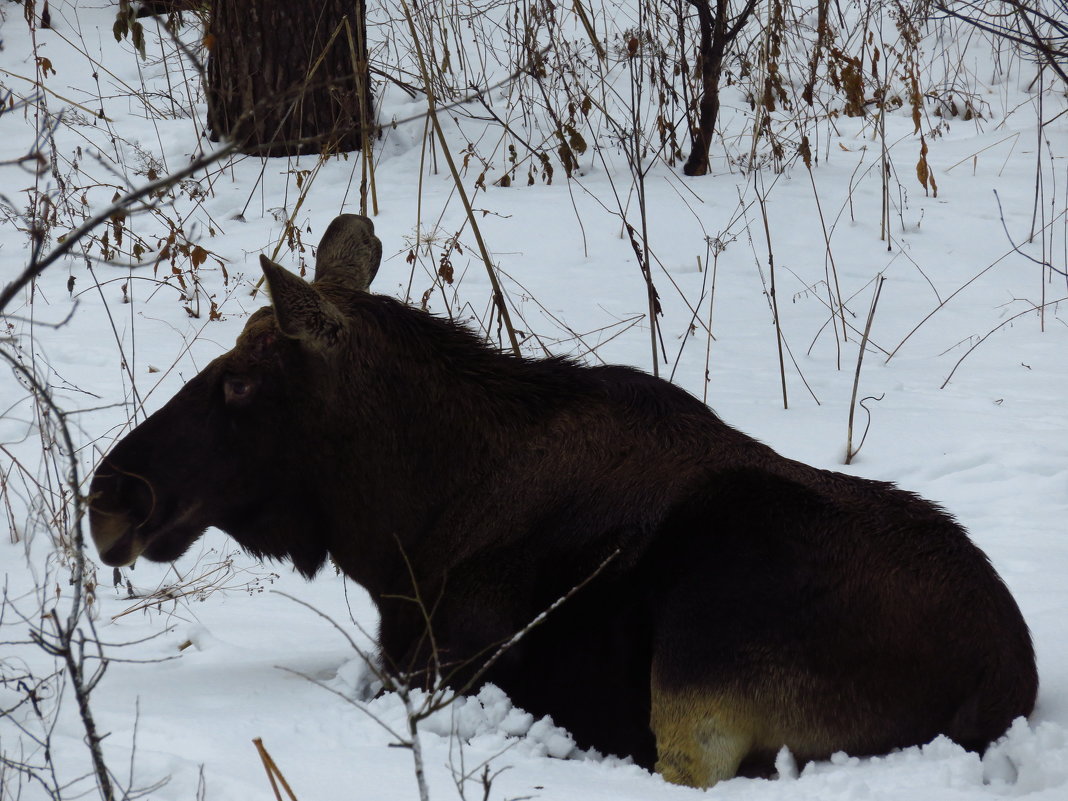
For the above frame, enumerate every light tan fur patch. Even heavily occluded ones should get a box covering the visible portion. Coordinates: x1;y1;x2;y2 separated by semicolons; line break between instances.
650;684;759;787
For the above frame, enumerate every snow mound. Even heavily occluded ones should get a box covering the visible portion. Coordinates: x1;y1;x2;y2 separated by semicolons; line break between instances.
752;721;1068;801
982;718;1068;796
331;656;579;760
329;657;1068;799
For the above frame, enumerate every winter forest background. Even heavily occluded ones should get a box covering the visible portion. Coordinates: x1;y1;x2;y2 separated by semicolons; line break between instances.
1;0;1067;799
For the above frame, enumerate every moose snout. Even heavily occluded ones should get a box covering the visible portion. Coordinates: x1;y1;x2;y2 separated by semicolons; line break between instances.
88;466;152;567
90;509;142;566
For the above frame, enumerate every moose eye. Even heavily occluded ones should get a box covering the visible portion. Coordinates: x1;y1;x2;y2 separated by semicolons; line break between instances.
223;376;257;407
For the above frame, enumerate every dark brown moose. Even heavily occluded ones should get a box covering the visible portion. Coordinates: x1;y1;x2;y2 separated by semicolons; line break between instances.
90;214;1037;788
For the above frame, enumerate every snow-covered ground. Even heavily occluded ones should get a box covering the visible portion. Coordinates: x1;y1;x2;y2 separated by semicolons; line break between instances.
2;2;1066;799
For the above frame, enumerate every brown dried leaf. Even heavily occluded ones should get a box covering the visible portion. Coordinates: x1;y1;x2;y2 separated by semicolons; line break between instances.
916;137;938;198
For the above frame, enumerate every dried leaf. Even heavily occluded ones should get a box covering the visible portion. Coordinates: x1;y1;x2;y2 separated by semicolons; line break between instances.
438;255;454;285
916;137;938;198
111;210;126;248
566;124;587;156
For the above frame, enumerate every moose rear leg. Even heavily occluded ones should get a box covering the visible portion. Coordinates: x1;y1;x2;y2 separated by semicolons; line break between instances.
650;680;757;788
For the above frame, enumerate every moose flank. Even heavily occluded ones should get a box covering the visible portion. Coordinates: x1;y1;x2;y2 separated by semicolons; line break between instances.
90;215;1037;788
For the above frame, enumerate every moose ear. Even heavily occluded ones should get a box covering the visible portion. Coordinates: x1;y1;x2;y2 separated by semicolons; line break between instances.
314;214;382;292
259;254;346;344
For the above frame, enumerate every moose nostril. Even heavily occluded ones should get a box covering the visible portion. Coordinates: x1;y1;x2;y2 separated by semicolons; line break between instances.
91;465;156;525
91;467;128;504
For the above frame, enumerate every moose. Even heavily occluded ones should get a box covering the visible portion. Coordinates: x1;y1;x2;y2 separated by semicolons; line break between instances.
90;214;1037;788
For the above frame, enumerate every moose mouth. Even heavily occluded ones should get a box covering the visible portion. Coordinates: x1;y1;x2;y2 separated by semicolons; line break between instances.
93;514;143;566
90;502;205;567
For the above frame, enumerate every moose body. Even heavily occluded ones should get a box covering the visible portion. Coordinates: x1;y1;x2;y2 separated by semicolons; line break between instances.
90;215;1037;788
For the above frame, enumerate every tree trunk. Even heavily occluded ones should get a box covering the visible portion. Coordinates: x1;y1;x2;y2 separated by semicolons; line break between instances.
206;0;373;157
682;0;755;176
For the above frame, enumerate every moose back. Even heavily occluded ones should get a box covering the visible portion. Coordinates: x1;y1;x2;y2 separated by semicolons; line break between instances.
90;215;1037;788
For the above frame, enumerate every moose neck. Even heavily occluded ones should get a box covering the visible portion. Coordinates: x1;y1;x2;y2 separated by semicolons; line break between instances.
309;293;580;600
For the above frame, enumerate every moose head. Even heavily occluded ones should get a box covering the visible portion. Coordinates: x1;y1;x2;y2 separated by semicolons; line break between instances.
89;215;392;579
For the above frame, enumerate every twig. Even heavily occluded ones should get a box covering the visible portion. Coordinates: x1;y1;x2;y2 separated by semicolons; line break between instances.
756;176;788;409
0;67;115;121
252;738;300;801
885;247;1013;363
846;275;885;464
451;549;620;696
0;347;115;801
994;189;1068;278
400;1;522;356
806;164;848;357
940;295;1067;388
0;141;239;314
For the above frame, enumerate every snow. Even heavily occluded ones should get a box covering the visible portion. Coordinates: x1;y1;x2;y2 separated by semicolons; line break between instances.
2;1;1067;799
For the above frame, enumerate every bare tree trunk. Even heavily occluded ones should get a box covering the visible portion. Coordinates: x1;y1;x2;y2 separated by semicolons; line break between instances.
682;0;755;176
206;0;373;157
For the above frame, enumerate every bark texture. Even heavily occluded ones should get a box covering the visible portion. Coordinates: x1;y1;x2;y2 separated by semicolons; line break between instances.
206;0;373;156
